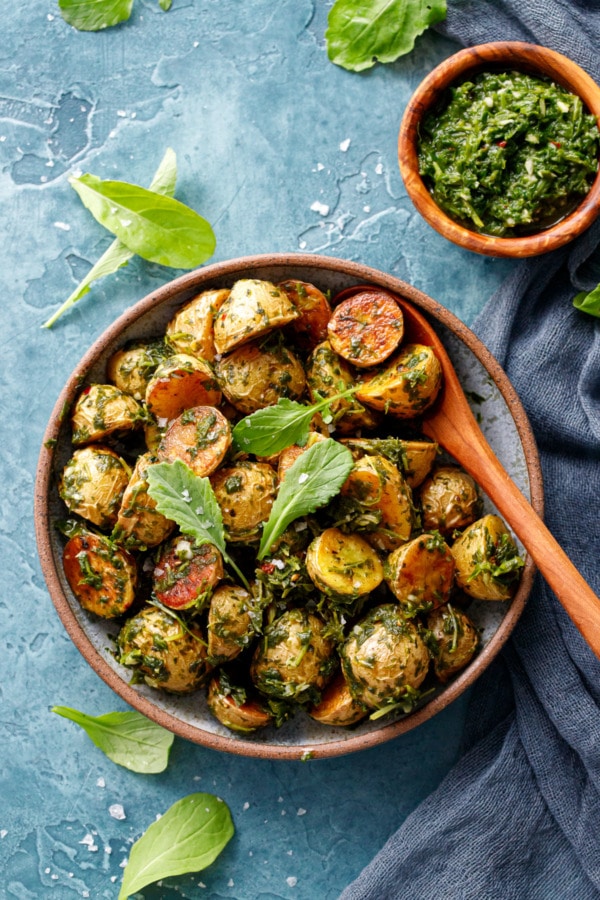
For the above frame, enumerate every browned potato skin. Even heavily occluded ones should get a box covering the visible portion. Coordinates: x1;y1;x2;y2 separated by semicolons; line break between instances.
213;279;299;354
165;288;229;363
451;514;519;601
277;432;327;481
207;676;272;732
71;384;143;445
210;461;278;542
341;454;414;552
355;343;442;418
385;533;455;611
306;527;384;597
59;446;131;530
207;584;257;662
340;437;439;489
215;341;306;415
308;670;367;726
278;280;332;349
153;538;224;610
419;465;481;536
427;604;479;683
145;354;221;422
114;452;174;549
327;291;404;368
63;532;137;618
157;406;231;477
341;606;430;709
306;341;381;434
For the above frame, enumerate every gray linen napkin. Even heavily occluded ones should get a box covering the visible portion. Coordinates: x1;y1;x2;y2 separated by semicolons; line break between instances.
340;2;600;897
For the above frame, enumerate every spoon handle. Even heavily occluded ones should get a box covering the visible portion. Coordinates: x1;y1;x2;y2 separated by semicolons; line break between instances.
425;409;600;659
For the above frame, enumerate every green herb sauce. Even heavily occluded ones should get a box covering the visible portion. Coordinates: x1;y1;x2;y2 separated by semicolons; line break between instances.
418;70;599;237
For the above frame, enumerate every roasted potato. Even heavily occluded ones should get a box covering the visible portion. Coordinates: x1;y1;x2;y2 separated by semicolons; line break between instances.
215;340;305;415
451;514;524;601
113;452;174;549
213;279;299;354
145;354;221;422
107;340;172;401
418;465;481;536
355;343;442;418
59;446;131;530
152;536;224;610
71;384;143;445
340;454;413;552
308;670;367;726
306;527;384;602
341;436;439;489
117;606;210;693
157;406;231;477
207;583;260;663
278;279;332;349
427;604;479;683
165;288;230;362
210;461;278;542
340;605;430;710
207;671;273;733
306;341;380;434
250;608;336;704
277;432;327;481
63;530;137;618
385;532;455;612
327;290;404;368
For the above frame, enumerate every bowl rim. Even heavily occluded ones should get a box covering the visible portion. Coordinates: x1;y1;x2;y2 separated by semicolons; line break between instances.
398;41;600;258
34;252;543;760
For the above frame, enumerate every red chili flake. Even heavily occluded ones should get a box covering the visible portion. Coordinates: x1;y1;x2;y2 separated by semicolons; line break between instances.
551;141;562;148
81;385;92;395
260;562;276;574
497;140;507;148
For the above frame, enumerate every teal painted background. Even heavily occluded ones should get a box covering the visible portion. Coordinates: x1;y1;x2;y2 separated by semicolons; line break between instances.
1;2;516;897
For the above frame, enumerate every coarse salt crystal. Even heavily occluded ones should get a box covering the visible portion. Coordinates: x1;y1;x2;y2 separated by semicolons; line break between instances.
109;803;126;820
339;138;351;152
310;201;329;216
298;473;309;484
287;876;298;887
297;808;306;816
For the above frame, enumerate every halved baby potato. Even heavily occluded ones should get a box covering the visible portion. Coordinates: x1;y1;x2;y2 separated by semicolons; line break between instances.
277;432;327;482
327;290;404;368
213;279;299;354
207;583;259;662
145;354;221;422
308;670;367;727
355;343;442;418
63;531;138;618
278;279;332;349
340;437;438;489
157;406;231;477
216;341;305;415
427;604;479;683
306;527;384;599
210;461;278;542
165;288;230;362
419;465;481;536
207;671;273;733
71;384;143;446
306;341;380;434
153;536;224;610
107;340;172;401
341;454;414;552
451;514;523;601
113;452;174;550
385;532;455;612
59;446;131;530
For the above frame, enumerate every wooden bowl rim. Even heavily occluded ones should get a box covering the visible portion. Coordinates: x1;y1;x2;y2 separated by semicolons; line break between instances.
34;252;543;759
398;41;600;258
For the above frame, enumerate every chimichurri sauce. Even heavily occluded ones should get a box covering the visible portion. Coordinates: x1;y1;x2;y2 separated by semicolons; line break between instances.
417;70;600;237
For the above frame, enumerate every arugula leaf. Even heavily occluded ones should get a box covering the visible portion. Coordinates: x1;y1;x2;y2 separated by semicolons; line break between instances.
159;0;172;8
52;706;174;773
118;793;234;899
232;387;358;456
258;439;353;559
573;284;600;318
69;173;216;268
43;148;178;328
326;0;447;72
59;0;134;31
146;460;250;589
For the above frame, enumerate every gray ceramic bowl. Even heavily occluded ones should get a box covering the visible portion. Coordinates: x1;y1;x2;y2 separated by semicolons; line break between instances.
35;253;542;760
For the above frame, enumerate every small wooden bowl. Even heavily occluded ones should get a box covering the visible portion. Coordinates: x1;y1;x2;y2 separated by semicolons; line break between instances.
398;42;600;258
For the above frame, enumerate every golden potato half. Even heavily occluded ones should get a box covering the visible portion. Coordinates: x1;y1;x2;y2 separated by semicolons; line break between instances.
213;279;299;354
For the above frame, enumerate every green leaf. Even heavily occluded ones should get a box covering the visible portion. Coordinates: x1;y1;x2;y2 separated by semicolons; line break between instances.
42;147;178;328
69;173;216;268
326;0;447;72
159;0;172;8
146;460;250;589
258;439;353;559
118;793;234;899
59;0;134;31
52;706;174;773
573;284;600;318
232;387;358;456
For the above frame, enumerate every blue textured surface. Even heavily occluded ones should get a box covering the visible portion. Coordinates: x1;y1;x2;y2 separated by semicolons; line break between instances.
1;3;517;898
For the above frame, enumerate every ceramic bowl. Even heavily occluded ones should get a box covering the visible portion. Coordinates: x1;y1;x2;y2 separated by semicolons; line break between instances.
35;253;542;760
398;42;600;258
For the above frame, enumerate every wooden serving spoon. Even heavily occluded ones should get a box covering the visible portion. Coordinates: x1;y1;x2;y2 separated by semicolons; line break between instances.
395;296;600;659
